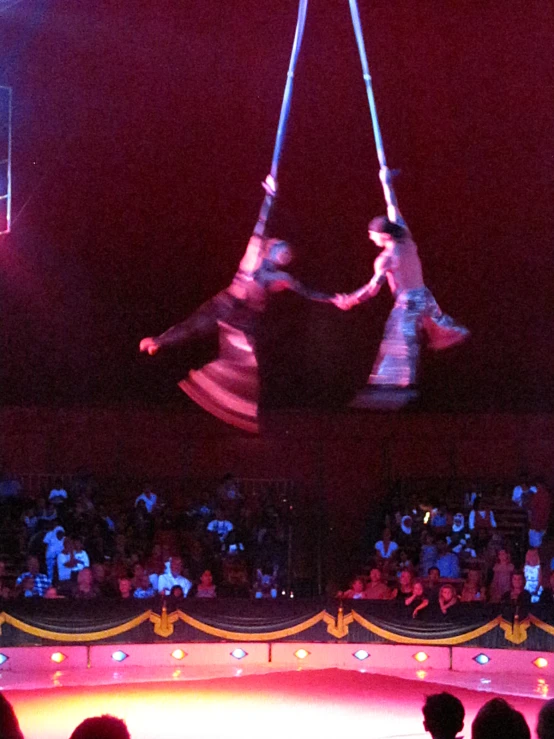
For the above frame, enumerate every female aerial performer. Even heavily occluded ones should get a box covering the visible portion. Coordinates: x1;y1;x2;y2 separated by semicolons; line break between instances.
140;179;334;432
334;168;470;398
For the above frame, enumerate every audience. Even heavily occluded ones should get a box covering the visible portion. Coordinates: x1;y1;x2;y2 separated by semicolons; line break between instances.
422;692;464;739
69;715;131;739
472;698;530;739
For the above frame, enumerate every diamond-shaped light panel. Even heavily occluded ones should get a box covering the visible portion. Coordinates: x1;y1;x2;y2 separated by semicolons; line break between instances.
50;652;67;664
534;657;549;669
230;648;247;660
413;651;429;663
0;654;8;666
294;649;310;660
353;650;370;661
171;649;187;660
474;653;490;665
111;650;128;663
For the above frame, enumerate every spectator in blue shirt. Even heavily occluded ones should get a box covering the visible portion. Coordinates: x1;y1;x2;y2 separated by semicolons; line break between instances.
435;539;460;579
16;556;50;597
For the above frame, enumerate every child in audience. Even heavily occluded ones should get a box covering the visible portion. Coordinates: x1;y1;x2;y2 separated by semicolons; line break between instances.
489;549;514;603
524;548;542;603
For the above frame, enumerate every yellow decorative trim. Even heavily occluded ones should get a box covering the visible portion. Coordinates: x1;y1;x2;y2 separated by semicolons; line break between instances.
323;606;353;639
174;609;328;642
499;617;530;645
350;611;503;645
529;614;554;637
150;606;179;638
0;610;154;643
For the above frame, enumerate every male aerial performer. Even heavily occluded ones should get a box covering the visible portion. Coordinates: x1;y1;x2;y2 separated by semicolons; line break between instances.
334;168;469;400
140;178;335;432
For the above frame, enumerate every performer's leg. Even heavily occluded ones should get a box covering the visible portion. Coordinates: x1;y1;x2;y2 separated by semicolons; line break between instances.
158;292;233;348
369;298;423;387
423;295;470;351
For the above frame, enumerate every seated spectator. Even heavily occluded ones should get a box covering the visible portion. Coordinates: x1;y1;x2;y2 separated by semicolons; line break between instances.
157;556;192;597
529;479;551;548
489;549;514;603
195;569;217;598
69;715;131;739
420;532;438;576
540;571;554;606
72;537;90;572
0;693;24;739
169;585;185;600
469;498;497;547
435;539;460;579
397;515;415;549
512;476;537;508
425;566;441;605
447;513;467;548
16;555;50;597
460;568;486;602
501;571;531;608
206;509;234;548
464;484;479;510
133;573;156;599
75;568;100;599
254;565;278;599
405;579;429;618
48;478;68;505
396;550;414;577
339;577;367;600
38;498;58;523
538;698;554;739
374;528;399;564
134;483;158;514
22;505;39;537
453;536;477;568
217;473;241;503
430;504;450;534
219;560;251;598
364;568;391;600
118;577;133;599
43;524;65;583
472;698;530;739
523;548;542;603
57;536;78;583
18;575;35;598
392;570;414;601
438;584;460;617
422;692;465;739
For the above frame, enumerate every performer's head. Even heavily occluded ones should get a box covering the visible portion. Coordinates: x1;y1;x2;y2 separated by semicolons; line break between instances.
368;216;408;247
265;238;294;267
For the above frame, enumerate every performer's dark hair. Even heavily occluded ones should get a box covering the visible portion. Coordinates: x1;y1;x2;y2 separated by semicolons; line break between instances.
368;215;408;240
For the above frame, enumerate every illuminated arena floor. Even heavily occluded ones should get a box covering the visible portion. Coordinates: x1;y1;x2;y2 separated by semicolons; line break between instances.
2;667;547;739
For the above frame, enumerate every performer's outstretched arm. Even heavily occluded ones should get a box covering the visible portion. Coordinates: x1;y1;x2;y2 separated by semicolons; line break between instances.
267;270;336;303
379;166;407;229
332;255;391;310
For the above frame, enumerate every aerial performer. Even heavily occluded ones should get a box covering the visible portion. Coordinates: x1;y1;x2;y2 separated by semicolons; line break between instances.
139;181;334;433
139;0;334;432
333;168;470;400
331;0;470;406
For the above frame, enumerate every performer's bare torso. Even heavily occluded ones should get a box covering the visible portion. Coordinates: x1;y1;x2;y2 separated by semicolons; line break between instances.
377;238;424;296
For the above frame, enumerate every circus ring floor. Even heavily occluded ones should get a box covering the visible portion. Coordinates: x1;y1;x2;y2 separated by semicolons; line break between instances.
1;662;549;739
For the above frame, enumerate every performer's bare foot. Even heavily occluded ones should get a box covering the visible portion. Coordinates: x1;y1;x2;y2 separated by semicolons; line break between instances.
139;337;161;356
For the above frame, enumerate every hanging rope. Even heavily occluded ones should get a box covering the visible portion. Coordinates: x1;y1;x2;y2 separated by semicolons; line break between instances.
348;0;387;170
254;0;309;237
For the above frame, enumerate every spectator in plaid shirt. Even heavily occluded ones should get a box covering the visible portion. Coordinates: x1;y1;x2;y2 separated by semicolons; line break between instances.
16;556;50;597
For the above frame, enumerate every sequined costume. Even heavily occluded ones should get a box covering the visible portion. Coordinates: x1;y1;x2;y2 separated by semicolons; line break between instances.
147;235;333;432
370;286;469;387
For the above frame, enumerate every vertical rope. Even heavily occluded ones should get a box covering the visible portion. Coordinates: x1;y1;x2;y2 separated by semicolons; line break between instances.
255;0;309;237
348;0;387;170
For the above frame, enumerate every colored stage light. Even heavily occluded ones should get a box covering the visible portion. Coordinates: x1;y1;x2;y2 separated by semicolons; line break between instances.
534;657;548;669
50;652;67;664
413;652;428;663
112;651;128;662
473;654;490;665
294;649;310;660
171;649;186;660
230;649;247;660
0;654;8;666
353;650;370;661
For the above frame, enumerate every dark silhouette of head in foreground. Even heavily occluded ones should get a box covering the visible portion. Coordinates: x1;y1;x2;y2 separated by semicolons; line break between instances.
472;698;530;739
69;715;131;739
422;692;465;739
0;694;24;739
538;699;554;739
